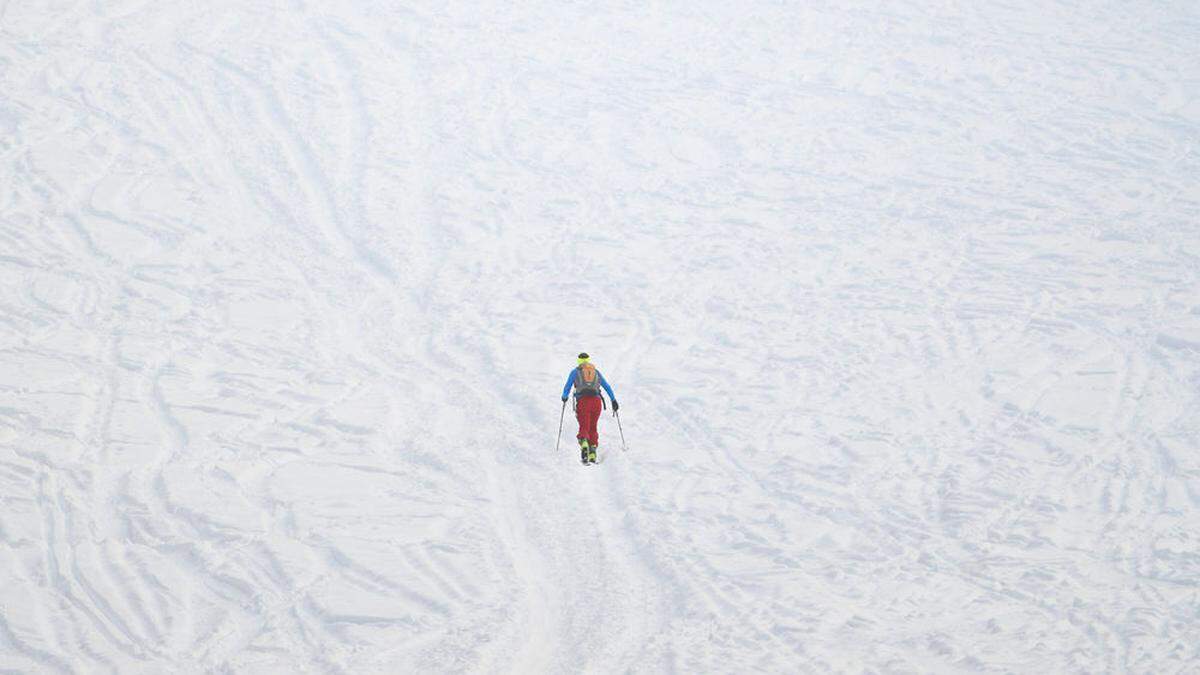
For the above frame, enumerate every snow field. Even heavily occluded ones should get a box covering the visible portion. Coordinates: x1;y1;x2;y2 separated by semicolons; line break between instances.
2;1;1199;672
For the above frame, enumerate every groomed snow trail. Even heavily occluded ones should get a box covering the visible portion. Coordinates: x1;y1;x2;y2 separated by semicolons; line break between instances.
2;1;1199;673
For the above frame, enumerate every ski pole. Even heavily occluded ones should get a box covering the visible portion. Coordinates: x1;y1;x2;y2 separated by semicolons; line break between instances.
555;400;566;451
615;410;627;451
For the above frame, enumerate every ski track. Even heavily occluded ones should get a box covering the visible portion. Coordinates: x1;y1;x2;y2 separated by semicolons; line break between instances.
2;0;1200;673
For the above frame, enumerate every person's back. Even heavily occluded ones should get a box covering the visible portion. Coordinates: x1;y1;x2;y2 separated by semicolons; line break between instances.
561;352;618;464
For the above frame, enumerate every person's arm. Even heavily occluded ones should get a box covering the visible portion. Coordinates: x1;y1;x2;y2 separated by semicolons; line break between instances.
561;371;575;401
598;371;617;404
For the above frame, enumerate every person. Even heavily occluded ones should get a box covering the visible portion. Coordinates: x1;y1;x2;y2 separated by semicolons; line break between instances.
561;352;618;464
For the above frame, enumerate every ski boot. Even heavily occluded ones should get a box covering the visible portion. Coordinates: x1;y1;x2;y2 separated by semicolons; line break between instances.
579;438;590;465
588;445;598;464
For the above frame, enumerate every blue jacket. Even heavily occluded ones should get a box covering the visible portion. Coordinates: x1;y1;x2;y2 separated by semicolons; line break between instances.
562;367;616;402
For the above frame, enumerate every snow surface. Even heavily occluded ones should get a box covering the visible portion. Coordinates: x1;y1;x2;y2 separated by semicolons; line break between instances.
2;1;1200;673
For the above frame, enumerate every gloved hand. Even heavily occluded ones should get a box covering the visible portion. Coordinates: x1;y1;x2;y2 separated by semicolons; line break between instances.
611;400;619;412
562;396;568;402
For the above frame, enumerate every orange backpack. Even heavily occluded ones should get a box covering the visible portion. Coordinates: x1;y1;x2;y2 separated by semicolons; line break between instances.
575;363;601;396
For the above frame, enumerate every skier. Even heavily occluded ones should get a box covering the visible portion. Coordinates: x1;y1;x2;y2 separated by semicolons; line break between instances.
561;352;618;464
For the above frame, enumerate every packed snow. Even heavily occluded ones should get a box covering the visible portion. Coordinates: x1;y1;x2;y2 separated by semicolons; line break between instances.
2;1;1199;672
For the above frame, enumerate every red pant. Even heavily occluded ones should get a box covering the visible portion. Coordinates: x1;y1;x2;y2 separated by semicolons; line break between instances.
575;396;603;447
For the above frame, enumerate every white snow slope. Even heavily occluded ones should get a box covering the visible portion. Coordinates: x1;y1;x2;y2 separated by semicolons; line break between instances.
2;1;1199;673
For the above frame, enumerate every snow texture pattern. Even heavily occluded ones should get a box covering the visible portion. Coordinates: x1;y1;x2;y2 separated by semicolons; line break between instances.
1;1;1199;672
